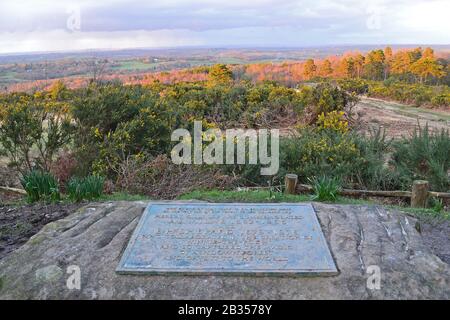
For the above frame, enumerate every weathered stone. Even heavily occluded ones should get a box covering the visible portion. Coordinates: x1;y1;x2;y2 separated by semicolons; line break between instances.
0;201;448;299
35;265;63;283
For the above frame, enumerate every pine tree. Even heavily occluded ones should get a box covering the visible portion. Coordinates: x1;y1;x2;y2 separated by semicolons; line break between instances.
303;59;317;80
318;59;333;77
208;64;233;85
410;56;446;83
364;50;385;80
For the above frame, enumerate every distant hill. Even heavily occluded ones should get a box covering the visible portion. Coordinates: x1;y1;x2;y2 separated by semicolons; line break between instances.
2;45;449;92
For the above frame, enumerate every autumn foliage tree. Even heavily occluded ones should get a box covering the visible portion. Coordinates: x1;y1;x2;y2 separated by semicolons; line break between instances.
303;59;317;80
383;46;393;79
364;50;385;80
208;64;233;86
318;59;333;78
337;57;355;78
409;49;445;83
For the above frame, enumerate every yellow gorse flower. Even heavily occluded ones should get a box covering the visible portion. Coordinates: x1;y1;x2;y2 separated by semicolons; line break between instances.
316;111;349;133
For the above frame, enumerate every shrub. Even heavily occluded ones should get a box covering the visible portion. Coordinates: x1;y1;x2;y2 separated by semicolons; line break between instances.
296;82;359;125
353;127;401;191
67;175;105;202
208;64;233;85
20;170;60;203
0;92;73;173
114;155;236;199
69;81;302;178
337;79;369;95
90;109;172;177
431;94;450;107
278;126;404;191
71;82;169;176
50;151;78;191
280;127;361;183
309;176;341;202
429;197;444;213
367;81;449;107
392;125;450;191
316;111;349;133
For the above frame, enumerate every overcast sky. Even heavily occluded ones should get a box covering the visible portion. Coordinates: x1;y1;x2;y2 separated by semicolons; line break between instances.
0;0;449;54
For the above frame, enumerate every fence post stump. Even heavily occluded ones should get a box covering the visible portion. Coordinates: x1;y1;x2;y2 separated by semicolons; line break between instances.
411;180;429;208
285;174;298;195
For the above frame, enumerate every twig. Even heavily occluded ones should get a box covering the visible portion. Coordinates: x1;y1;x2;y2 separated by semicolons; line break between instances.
0;186;27;195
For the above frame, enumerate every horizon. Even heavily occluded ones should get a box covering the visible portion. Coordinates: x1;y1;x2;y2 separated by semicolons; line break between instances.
1;43;449;58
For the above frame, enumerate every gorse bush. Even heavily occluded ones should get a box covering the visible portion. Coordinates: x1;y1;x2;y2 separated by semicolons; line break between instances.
70;81;303;178
67;175;105;202
279;126;403;191
431;93;450;107
295;83;359;124
367;81;449;107
278;124;449;193
71;82;169;176
1;77;448;201
280;127;360;183
20;170;60;203
0;88;73;173
316;111;349;133
353;127;401;191
309;176;341;202
337;79;370;95
393;125;450;192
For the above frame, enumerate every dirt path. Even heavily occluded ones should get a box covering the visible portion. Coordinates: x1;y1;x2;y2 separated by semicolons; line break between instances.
355;97;450;139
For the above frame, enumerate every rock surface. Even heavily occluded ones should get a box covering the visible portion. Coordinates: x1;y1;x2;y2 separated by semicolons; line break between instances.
0;201;448;299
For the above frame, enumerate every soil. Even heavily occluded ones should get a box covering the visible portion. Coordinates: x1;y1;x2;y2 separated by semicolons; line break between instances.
0;165;20;189
0;190;23;203
277;96;450;139
0;202;84;260
355;97;450;139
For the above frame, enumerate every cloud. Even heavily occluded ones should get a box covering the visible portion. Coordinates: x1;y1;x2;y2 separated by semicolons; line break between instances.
0;29;203;54
0;0;448;53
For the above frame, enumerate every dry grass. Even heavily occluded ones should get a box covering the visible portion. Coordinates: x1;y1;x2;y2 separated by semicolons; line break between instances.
115;155;237;199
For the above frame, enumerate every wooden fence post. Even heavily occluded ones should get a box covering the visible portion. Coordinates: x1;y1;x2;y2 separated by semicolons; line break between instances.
285;174;298;195
411;180;429;208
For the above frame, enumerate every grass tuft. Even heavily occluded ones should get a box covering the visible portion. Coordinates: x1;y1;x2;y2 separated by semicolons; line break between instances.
67;175;105;202
309;176;341;202
20;170;60;203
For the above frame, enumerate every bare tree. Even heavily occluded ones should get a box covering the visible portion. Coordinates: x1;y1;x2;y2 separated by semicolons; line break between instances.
86;56;108;83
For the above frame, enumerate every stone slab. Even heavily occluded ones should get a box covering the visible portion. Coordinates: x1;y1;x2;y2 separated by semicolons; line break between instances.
116;202;338;276
1;201;449;299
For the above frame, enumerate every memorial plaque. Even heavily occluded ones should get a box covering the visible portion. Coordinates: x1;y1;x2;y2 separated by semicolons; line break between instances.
116;203;338;276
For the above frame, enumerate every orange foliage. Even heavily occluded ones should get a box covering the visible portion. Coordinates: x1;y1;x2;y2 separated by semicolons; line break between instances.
5;47;448;93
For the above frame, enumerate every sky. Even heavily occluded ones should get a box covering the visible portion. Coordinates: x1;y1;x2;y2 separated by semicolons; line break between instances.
0;0;449;54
